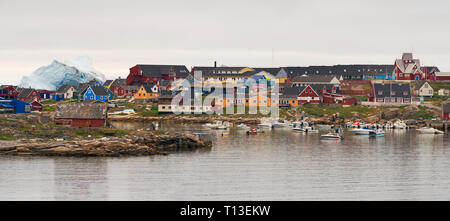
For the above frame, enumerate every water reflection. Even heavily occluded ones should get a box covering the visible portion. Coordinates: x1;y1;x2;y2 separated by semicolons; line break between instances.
0;124;449;200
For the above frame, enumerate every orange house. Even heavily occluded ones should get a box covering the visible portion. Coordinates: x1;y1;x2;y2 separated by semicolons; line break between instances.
249;95;274;107
134;84;159;100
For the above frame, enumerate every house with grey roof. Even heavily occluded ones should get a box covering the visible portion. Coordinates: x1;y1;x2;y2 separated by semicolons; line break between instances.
127;64;190;85
55;102;107;127
56;85;76;99
291;75;340;87
83;86;110;102
371;83;412;104
413;81;434;97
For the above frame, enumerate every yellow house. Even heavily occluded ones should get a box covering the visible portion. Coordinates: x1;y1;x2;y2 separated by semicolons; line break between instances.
134;84;159;100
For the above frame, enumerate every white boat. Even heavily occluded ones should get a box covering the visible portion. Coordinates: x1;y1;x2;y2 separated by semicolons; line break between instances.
236;123;250;130
369;129;385;137
258;122;273;128
352;128;374;135
394;120;407;129
205;121;230;130
272;120;290;128
321;133;344;140
417;127;444;134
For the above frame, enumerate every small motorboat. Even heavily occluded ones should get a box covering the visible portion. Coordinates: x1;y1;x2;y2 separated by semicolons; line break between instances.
417;127;444;134
352;128;374;135
321;133;344;140
369;129;385;137
236;123;250;130
272;120;290;128
293;126;318;133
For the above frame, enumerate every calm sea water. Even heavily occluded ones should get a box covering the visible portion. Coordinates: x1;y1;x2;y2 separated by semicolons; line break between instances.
1;123;449;201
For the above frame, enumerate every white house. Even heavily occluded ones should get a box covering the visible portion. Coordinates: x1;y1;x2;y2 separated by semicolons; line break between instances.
56;85;76;99
414;81;434;97
438;88;449;96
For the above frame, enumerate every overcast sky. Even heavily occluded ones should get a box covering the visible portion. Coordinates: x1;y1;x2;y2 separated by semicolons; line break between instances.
1;0;450;84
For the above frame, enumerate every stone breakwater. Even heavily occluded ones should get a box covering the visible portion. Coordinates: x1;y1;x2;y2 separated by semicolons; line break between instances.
0;132;212;157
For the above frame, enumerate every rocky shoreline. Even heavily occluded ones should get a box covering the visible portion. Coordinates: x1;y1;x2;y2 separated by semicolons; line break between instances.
0;131;212;157
108;115;261;124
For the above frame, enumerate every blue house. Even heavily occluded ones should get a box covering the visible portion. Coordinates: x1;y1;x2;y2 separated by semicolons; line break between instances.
83;86;110;102
0;98;31;114
52;94;65;101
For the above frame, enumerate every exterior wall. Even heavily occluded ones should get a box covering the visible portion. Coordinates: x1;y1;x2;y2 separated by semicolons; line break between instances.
279;98;298;107
158;104;212;113
443;113;449;120
71;119;105;127
249;96;272;107
134;86;159;100
298;86;321;104
0;86;19;99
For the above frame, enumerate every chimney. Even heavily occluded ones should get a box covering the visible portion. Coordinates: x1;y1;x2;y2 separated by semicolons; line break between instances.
214;61;217;68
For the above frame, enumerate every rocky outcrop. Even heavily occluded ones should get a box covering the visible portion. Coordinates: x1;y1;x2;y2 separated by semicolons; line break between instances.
0;132;212;157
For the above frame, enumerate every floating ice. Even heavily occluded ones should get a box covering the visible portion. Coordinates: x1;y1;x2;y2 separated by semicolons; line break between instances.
19;56;106;90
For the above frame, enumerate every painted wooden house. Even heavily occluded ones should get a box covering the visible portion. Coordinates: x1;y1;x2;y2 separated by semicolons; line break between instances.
83;86;110;102
17;88;41;103
56;85;76;99
109;78;127;96
435;72;450;81
414;81;434;97
369;83;412;104
134;84;159;101
291;75;340;87
0;85;19;99
127;64;190;85
30;100;43;112
117;85;139;98
394;53;438;81
55;102;107;127
443;102;450;120
297;85;321;104
38;90;55;100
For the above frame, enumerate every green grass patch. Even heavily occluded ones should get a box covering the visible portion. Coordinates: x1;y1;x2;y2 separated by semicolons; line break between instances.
298;105;377;118
0;132;16;141
42;105;56;112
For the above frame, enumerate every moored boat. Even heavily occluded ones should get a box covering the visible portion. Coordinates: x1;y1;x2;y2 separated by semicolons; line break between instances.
321;133;344;140
417;127;444;134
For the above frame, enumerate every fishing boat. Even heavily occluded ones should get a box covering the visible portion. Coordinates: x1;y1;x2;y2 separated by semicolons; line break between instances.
321;133;344;140
417;127;444;134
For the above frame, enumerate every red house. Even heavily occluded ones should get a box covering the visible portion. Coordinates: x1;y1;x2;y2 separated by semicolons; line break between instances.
443;103;450;120
117;85;139;98
0;85;19;99
17;88;41;103
394;53;438;81
435;72;450;81
55;102;107;127
298;85;321;104
126;65;189;85
30;101;43;112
